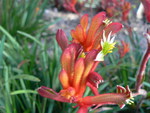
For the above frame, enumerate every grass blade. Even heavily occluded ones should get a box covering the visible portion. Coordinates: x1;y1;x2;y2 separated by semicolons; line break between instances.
11;90;37;95
11;74;41;82
0;36;5;65
17;31;42;47
0;26;21;49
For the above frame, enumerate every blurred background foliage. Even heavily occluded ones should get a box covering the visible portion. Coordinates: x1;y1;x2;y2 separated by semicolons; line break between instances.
0;0;150;113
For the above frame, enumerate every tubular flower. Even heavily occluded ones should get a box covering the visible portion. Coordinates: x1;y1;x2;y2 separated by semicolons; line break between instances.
56;29;69;51
71;12;123;52
135;30;150;91
79;85;133;109
38;12;133;113
141;0;150;23
63;0;78;13
118;40;130;58
38;44;133;113
38;43;102;101
38;84;133;113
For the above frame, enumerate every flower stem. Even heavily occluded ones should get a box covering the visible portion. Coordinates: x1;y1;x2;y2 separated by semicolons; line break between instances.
135;37;150;92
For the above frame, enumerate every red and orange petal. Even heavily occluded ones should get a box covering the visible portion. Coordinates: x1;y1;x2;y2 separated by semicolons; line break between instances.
104;22;123;36
85;12;106;49
79;85;133;109
59;87;76;100
80;14;88;32
87;72;104;88
93;22;123;50
61;47;72;76
87;82;99;95
71;12;123;52
37;86;70;103
77;106;88;113
141;0;150;23
71;24;85;43
71;30;79;43
61;43;81;82
56;29;69;51
59;69;70;89
78;50;98;96
73;58;85;91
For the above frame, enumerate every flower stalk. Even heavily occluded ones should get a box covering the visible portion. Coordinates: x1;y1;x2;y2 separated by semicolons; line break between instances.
135;33;150;92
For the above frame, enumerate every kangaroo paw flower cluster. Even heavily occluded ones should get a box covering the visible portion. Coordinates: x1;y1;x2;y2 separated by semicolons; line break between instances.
38;12;133;113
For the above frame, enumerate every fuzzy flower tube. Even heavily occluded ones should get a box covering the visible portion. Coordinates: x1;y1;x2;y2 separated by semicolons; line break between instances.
37;12;133;113
135;30;150;92
63;0;78;13
141;0;150;23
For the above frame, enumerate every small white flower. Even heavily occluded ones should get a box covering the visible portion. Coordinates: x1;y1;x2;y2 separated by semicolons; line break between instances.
101;30;116;47
94;51;104;61
95;30;116;61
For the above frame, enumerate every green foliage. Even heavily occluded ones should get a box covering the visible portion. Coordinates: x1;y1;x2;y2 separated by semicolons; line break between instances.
0;0;49;37
0;25;63;113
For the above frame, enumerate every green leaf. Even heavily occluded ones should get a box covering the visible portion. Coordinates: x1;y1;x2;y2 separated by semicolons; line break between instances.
0;26;21;49
11;90;38;95
11;74;40;82
99;82;109;92
17;31;42;47
0;36;5;65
